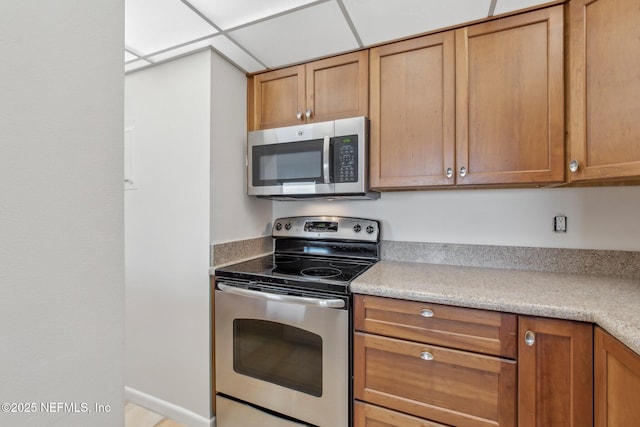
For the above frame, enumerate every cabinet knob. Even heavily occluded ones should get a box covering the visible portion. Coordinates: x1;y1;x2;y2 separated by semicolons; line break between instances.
420;351;434;361
296;111;303;120
446;168;453;178
420;308;434;318
569;159;579;173
459;166;467;178
524;330;536;346
305;109;312;119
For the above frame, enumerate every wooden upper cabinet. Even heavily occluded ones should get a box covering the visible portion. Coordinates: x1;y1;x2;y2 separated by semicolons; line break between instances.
249;65;305;130
456;6;565;186
306;51;369;124
369;32;456;189
568;0;640;181
518;316;593;427
595;327;640;427
248;51;368;130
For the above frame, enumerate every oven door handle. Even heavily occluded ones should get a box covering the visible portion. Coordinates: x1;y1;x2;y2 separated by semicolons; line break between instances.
218;283;345;309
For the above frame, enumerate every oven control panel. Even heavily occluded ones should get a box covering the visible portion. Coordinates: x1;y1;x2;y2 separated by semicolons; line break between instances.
273;216;379;242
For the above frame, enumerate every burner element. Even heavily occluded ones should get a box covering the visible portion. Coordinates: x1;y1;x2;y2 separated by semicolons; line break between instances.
301;267;342;278
275;255;300;264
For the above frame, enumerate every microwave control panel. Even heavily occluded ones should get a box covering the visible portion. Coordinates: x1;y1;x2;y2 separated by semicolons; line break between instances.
332;135;358;183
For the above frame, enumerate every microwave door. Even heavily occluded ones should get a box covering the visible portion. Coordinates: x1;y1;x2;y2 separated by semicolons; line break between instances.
248;137;334;197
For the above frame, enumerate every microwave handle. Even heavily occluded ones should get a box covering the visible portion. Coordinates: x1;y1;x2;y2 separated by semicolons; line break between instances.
218;283;345;309
323;136;331;184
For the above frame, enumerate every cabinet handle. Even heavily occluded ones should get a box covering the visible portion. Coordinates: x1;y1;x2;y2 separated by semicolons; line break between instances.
446;168;453;178
459;166;467;178
569;159;579;173
524;330;536;346
305;109;312;119
296;111;303;120
420;308;434;318
420;351;434;361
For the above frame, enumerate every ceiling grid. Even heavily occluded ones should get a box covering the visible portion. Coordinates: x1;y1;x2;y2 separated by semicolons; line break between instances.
125;0;556;74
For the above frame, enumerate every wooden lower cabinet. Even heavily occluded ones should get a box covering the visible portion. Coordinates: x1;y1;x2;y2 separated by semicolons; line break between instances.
354;295;517;427
517;316;593;427
354;402;448;427
595;327;640;427
354;332;516;427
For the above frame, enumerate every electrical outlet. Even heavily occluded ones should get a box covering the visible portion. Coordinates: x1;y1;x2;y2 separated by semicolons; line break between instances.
554;215;567;233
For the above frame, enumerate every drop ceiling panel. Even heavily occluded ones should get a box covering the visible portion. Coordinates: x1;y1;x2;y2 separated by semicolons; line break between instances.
210;36;265;73
343;0;492;46
229;1;359;69
188;0;318;30
125;51;138;62
493;0;554;15
125;0;217;55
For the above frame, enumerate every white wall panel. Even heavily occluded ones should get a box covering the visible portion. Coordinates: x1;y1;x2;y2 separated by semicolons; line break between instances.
0;1;124;425
125;51;212;424
273;187;640;251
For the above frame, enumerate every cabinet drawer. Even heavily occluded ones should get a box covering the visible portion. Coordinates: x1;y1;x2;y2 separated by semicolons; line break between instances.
354;402;448;427
354;332;516;427
355;295;517;358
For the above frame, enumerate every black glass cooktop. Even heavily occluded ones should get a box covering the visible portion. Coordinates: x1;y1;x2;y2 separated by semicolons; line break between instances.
215;253;376;290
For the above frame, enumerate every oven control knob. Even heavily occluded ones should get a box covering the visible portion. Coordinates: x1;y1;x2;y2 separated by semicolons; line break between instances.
366;225;375;234
285;222;292;230
353;224;362;233
275;222;282;231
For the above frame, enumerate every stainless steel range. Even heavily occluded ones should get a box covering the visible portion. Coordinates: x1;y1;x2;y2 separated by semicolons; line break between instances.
214;216;380;427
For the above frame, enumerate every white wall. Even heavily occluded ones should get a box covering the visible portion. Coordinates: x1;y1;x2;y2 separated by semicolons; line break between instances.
273;186;640;251
210;53;272;244
0;1;124;426
125;51;212;425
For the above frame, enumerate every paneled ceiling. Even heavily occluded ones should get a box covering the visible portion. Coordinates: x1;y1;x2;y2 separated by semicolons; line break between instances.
125;0;553;74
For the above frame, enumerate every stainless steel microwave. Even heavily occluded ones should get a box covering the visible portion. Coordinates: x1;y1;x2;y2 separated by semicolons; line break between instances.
247;116;379;200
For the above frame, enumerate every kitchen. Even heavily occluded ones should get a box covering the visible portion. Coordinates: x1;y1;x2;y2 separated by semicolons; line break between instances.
2;0;640;426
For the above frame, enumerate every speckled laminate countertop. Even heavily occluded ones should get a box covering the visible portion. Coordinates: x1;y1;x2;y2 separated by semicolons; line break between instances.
350;260;640;354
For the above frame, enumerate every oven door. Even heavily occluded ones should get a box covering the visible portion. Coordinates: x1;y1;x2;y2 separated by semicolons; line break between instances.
215;282;349;427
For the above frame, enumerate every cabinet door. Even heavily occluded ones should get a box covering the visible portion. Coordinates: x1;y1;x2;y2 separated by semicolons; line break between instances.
305;51;368;123
354;332;516;427
595;327;640;427
369;32;456;189
568;0;640;181
518;316;593;427
249;65;305;130
456;6;564;185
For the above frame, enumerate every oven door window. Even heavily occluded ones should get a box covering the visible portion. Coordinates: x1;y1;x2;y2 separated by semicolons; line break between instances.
233;319;322;397
252;140;325;187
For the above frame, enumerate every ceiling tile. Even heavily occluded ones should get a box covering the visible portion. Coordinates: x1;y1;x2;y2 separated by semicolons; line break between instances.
188;0;318;30
125;51;138;62
493;0;554;15
125;0;217;55
210;36;265;73
343;0;492;46
229;1;359;69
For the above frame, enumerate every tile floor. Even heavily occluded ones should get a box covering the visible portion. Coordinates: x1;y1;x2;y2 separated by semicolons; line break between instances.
125;401;186;427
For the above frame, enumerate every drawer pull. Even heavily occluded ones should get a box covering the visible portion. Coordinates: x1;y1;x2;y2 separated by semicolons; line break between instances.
419;308;434;318
420;351;434;361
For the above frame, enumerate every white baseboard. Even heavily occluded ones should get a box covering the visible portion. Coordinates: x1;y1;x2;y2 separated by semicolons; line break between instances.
125;386;215;427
